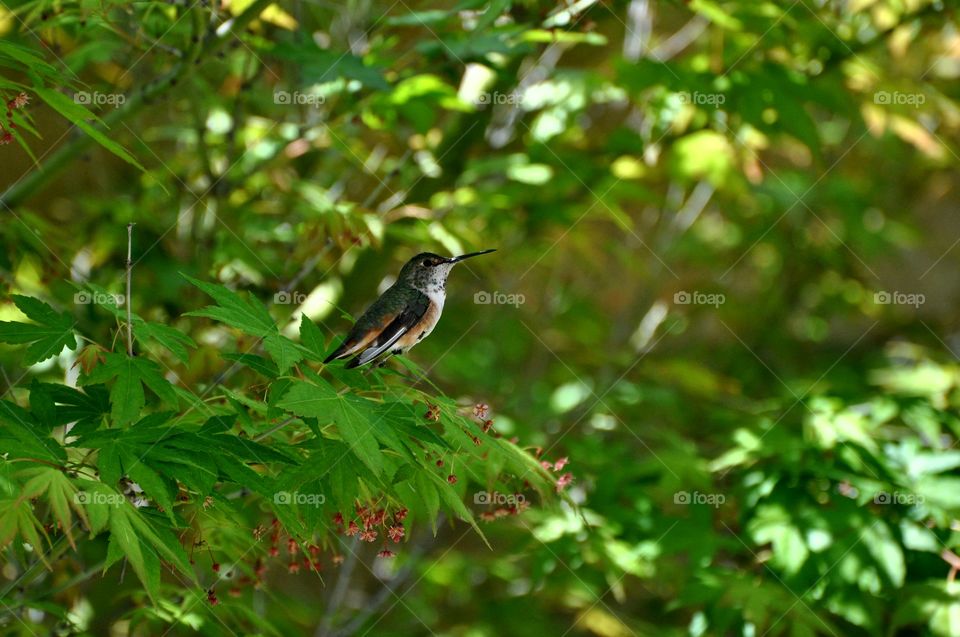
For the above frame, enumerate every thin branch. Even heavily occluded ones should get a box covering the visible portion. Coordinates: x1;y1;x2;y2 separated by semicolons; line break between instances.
125;223;135;356
327;520;438;637
649;15;708;61
253;416;297;442
315;537;361;637
623;0;653;62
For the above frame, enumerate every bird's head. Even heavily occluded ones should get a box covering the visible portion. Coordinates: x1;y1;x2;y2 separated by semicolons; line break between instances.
398;250;496;288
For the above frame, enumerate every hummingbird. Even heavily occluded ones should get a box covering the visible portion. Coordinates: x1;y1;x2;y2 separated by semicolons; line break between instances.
323;250;496;368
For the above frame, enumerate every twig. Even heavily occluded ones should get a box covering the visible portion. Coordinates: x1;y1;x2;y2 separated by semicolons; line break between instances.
666;180;715;242
649;15;708;61
253;416;296;442
942;548;960;582
125;223;135;357
327;518;439;637
0;559;108;614
282;241;334;295
623;0;653;62
315;537;361;637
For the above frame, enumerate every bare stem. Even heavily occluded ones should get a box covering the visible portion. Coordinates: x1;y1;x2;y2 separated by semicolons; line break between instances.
254;416;296;442
316;537;361;637
125;223;135;356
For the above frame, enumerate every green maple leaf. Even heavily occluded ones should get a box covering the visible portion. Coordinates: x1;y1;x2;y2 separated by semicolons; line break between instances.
0;295;77;364
183;275;275;336
104;501;195;602
81;285;197;363
277;379;386;477
183;275;302;373
19;466;89;549
298;316;329;363
81;353;178;426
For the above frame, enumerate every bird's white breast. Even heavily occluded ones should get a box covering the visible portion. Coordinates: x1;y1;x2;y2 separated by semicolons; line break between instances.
426;288;445;311
420;289;444;339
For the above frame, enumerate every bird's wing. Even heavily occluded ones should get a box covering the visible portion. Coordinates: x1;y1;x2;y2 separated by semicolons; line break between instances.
323;288;431;366
323;289;406;363
346;292;431;368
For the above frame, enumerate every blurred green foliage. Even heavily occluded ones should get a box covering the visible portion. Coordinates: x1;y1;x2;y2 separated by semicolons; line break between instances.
2;0;960;635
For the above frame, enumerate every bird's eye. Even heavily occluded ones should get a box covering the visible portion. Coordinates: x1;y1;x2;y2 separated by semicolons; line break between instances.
422;259;435;267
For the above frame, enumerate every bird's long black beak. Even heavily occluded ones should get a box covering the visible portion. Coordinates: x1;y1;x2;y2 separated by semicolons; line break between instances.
449;249;496;263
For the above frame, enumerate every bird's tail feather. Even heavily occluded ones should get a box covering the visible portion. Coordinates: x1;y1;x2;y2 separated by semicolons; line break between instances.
323;341;351;364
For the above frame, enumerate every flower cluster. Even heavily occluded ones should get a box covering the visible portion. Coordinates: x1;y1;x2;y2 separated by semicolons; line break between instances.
254;518;325;578
1;92;29;145
539;455;574;492
472;402;496;435
334;501;409;558
478;498;531;522
200;520;293;605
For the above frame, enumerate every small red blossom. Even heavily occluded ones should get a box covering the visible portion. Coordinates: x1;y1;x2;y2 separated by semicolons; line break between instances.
287;539;298;555
377;549;396;558
308;544;321;557
9;92;29;109
556;473;574;492
207;589;219;606
480;511;496;522
268;546;279;557
388;525;405;543
359;529;378;542
212;562;221;573
229;587;242;598
473;403;489;420
370;508;387;526
345;521;360;536
333;512;344;526
332;554;345;565
540;460;553;470
0;131;12;145
435;459;444;467
287;561;300;574
393;507;409;523
553;457;569;471
447;474;458;485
